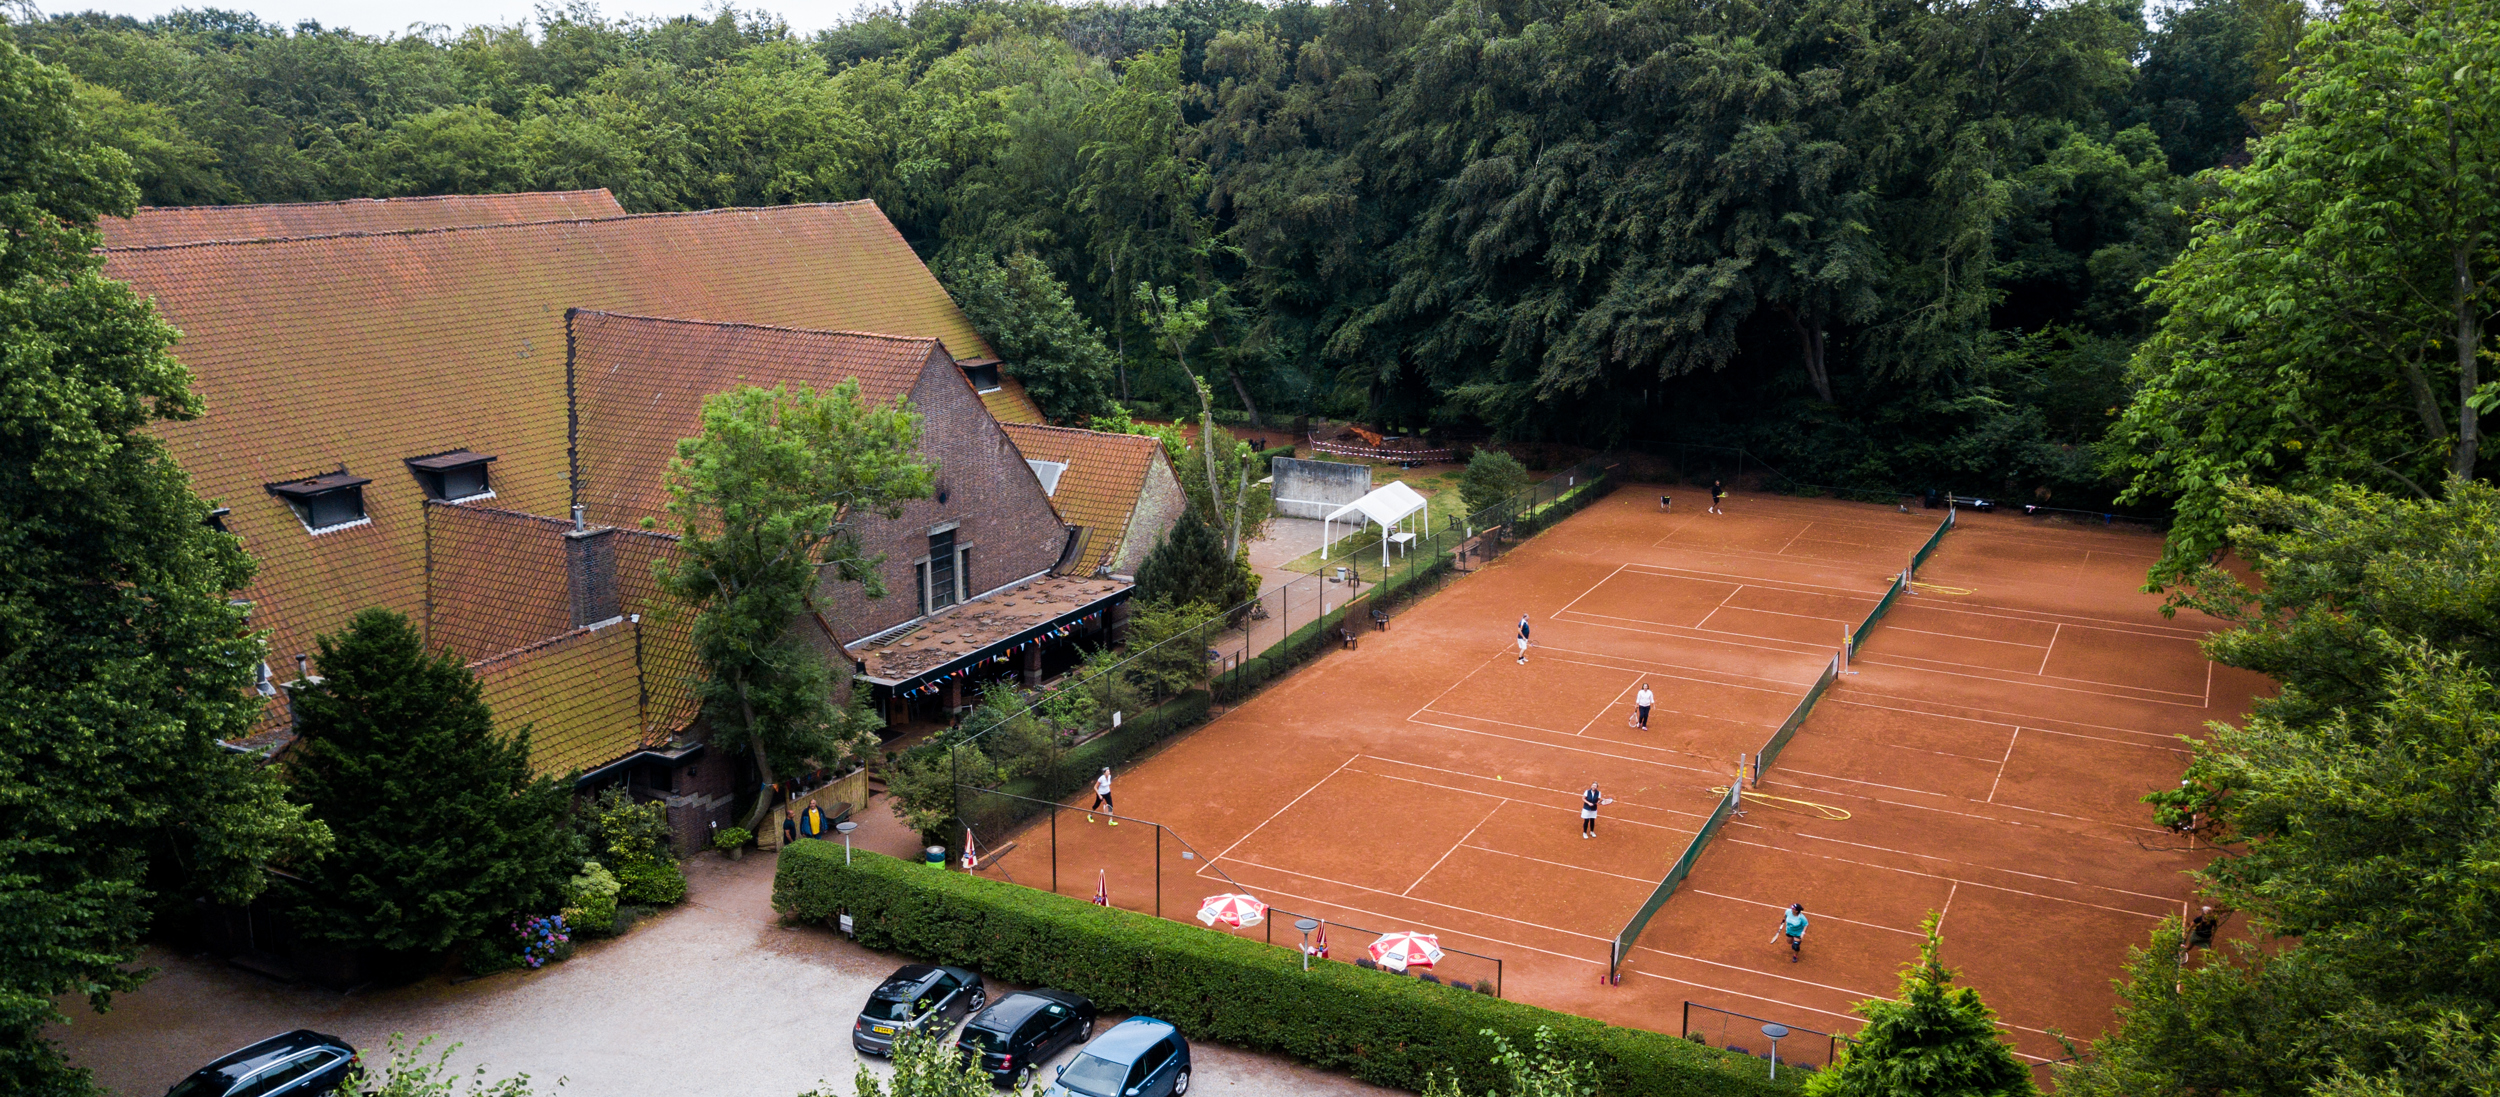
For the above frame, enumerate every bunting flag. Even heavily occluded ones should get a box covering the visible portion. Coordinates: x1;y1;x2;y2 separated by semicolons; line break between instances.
1310;922;1330;959
961;828;978;871
1092;869;1109;906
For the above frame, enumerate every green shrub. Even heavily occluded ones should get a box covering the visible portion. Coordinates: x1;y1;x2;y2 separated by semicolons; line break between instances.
713;826;753;851
561;862;621;938
614;858;686;906
775;845;1794;1097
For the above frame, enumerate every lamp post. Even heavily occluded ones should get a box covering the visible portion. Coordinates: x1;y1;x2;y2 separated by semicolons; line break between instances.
1760;1024;1789;1081
835;820;858;865
1295;918;1321;971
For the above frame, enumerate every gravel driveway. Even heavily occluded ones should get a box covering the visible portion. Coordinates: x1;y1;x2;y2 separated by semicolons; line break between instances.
50;852;1396;1097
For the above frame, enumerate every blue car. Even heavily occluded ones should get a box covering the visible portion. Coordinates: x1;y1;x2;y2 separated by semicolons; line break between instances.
1045;1017;1191;1097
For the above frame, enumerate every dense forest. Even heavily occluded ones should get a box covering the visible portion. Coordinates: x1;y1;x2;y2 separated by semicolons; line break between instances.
9;0;2301;510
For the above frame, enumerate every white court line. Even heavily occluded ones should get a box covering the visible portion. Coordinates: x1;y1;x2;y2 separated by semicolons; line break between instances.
1685;890;1926;938
1621;560;1900;599
1554;611;1846;662
1459;843;1666;886
1408;801;1509;895
1345;762;1713;830
1825;693;2202;747
1553;561;1632;616
1851;653;2212;706
1403;714;1765;779
1533;645;1817;693
1722;836;2172;920
2037;623;2063;675
1769;767;2170;836
1880;624;2053;653
1789;833;2186;908
1988;728;2018;802
1210;754;1357;864
1884;596;2213;641
1421;704;1766;754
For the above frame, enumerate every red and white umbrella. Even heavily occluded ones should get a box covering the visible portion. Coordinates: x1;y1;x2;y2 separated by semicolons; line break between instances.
1369;931;1443;972
1196;893;1267;928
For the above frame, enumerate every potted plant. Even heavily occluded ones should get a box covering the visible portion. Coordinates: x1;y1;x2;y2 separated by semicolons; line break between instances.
713;826;753;862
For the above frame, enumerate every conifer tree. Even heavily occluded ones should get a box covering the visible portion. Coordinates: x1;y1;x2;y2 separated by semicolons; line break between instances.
1133;511;1241;609
1808;913;2037;1097
280;609;571;960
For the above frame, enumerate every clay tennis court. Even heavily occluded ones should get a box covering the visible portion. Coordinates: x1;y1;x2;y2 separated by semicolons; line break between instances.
976;487;2268;1072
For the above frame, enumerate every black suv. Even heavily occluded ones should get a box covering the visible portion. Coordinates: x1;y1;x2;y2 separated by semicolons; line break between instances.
163;1030;357;1097
955;990;1097;1087
853;963;987;1056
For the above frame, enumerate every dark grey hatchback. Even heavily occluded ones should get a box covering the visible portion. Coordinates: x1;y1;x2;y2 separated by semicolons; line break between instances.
163;1030;357;1097
853;963;987;1056
955;989;1097;1087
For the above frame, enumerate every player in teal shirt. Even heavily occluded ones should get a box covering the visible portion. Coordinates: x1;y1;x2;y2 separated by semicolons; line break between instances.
1776;904;1808;963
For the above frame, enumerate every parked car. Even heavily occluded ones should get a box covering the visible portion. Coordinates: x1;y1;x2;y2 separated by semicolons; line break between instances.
956;989;1097;1087
1044;1017;1191;1097
852;963;987;1056
162;1030;357;1097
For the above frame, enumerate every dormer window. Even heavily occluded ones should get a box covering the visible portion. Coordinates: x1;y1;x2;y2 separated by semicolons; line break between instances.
405;449;496;502
1027;459;1067;496
266;471;371;533
205;507;232;533
959;359;1003;393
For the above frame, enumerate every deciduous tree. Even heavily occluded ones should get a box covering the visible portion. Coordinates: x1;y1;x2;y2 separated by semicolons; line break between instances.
654;382;933;833
1807;913;2036;1097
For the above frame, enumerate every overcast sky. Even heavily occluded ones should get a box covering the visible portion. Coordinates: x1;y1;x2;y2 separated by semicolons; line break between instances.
26;0;876;36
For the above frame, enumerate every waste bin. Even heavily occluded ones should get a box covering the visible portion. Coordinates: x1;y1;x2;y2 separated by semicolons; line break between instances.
925;845;947;866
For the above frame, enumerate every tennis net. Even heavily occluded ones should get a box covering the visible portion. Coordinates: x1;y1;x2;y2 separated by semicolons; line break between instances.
1609;782;1742;983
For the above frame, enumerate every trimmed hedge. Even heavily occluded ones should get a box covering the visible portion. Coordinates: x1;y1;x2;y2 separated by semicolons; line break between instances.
777;844;1797;1097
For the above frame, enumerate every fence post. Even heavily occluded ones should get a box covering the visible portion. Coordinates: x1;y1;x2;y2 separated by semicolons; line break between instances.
1154;824;1163;919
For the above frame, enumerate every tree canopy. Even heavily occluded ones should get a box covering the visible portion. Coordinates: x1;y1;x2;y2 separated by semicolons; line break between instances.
280;609;571;959
654;381;931;831
0;37;321;1097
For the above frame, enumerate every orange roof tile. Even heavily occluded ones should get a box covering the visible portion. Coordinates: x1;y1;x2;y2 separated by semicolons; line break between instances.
100;190;628;248
998;422;1164;574
472;619;651;776
105;202;993;674
611;529;701;737
568;310;952;529
423;502;573;664
978;375;1047;424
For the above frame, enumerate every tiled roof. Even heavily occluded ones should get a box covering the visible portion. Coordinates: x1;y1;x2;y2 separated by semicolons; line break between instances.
611;529;701;737
472;618;653;776
99;190;627;248
998;423;1164;574
978;375;1047;424
424;503;573;664
106;202;993;674
568;310;951;528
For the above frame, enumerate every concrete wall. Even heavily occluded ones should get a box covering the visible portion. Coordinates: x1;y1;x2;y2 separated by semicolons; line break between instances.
1112;452;1190;576
1272;457;1371;520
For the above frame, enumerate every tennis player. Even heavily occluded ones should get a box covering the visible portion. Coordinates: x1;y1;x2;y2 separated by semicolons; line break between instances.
1710;479;1727;514
1516;614;1532;664
1633;683;1655;729
1580;783;1615;838
1087;767;1117;825
1773;903;1808;962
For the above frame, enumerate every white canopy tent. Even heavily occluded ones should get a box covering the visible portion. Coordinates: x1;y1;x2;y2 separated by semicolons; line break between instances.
1321;481;1431;568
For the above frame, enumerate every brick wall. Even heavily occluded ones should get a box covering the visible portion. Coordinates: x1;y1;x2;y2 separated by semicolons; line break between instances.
1115;453;1190;576
814;357;1068;637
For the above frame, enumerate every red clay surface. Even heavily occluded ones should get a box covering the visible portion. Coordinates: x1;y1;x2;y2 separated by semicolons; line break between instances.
975;488;2267;1073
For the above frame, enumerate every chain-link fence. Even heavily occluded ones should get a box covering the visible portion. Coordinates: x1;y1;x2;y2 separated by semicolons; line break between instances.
1619;440;2170;531
1681;1001;1852;1076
